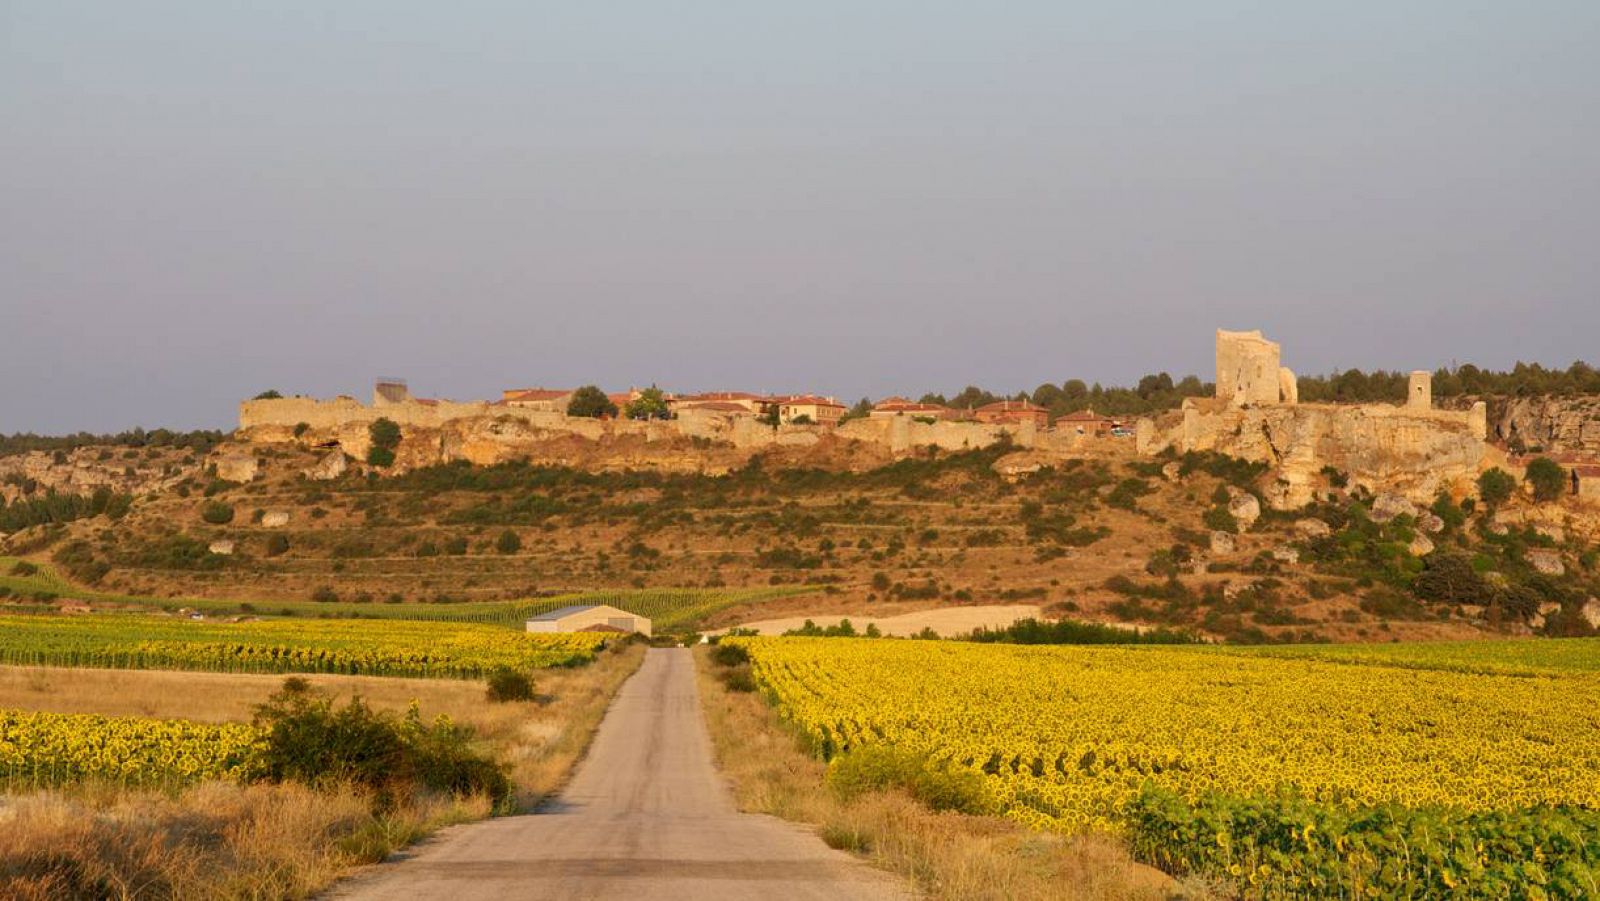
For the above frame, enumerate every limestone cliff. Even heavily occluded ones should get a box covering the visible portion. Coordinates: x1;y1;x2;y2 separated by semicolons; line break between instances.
0;448;198;505
1488;396;1600;455
1155;402;1484;509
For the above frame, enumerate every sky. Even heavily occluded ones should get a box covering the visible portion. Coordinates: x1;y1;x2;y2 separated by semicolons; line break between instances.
2;2;1597;433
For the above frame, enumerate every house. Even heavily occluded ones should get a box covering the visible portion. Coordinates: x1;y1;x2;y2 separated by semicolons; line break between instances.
1573;465;1600;503
525;604;652;637
765;395;847;426
674;400;752;421
973;399;1049;427
502;388;574;412
671;391;766;414
1055;408;1118;436
870;397;954;420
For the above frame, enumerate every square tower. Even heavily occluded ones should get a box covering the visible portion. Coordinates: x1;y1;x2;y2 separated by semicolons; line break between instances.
1215;330;1283;406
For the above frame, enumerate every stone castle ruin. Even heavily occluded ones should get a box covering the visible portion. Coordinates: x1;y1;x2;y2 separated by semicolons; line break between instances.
1138;330;1489;508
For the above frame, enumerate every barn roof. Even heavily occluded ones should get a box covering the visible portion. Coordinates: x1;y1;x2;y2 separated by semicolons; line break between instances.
527;604;606;620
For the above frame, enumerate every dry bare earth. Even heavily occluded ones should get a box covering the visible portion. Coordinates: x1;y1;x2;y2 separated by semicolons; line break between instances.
332;648;911;901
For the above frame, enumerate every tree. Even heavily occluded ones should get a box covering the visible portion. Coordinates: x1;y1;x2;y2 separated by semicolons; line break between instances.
1478;468;1515;507
567;386;617;419
495;530;522;555
840;397;874;422
367;418;401;467
1525;457;1568;503
253;390;283;400
624;386;670;420
1413;553;1490;606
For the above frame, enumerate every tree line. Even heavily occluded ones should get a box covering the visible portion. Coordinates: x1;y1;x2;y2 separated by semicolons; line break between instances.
0;428;225;459
897;359;1600;421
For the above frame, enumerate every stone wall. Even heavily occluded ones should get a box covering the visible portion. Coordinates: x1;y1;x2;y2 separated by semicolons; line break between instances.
239;396;1047;466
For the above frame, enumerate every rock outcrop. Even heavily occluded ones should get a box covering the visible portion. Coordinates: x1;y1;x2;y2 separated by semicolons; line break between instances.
1490;396;1600;456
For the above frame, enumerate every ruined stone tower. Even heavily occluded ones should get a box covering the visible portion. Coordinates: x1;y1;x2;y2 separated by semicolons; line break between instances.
373;379;412;407
1407;371;1433;410
1215;330;1283;407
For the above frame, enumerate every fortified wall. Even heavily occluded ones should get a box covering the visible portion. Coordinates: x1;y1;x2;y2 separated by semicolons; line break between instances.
238;387;1079;471
1138;330;1489;508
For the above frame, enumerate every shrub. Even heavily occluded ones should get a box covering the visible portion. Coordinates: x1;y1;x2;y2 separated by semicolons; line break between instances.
1203;505;1237;533
710;643;750;667
263;534;290;557
311;585;339;603
200;500;235;524
1525;457;1568;503
1478;468;1516;506
495;530;522;555
485;668;536;703
250;679;510;804
825;745;994;815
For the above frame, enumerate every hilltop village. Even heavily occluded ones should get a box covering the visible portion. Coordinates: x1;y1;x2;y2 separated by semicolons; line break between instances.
234;328;1591;512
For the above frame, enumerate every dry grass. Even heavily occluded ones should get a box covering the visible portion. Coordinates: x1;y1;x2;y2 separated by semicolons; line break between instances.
693;646;1188;901
0;642;646;898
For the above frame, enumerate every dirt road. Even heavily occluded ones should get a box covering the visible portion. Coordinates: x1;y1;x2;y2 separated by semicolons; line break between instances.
331;648;910;900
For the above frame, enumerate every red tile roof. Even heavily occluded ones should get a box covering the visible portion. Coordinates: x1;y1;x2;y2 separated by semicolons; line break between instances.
874;400;949;414
976;399;1047;414
678;391;762;402
677;401;750;413
504;388;572;403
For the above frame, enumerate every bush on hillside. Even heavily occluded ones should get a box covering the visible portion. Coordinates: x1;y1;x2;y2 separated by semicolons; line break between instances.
1478;468;1516;507
1525;457;1568;503
200;501;234;525
495;530;522;555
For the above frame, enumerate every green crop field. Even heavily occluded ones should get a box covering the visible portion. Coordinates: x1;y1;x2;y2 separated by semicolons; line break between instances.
0;557;811;630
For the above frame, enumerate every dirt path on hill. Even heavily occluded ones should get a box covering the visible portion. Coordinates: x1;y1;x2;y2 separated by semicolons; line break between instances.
328;648;911;901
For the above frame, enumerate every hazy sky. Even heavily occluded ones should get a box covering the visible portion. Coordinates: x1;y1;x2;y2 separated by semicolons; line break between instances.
3;2;1597;433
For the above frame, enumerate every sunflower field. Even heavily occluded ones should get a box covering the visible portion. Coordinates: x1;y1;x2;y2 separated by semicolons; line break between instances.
0;615;607;678
732;637;1600;897
0;708;258;787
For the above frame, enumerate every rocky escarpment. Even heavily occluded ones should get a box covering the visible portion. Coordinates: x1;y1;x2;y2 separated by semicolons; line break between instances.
0;448;199;506
1161;403;1485;509
1487;396;1600;456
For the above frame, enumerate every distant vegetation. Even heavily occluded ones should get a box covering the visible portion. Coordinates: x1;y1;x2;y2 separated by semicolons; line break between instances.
968;617;1200;645
0;428;224;458
919;358;1600;421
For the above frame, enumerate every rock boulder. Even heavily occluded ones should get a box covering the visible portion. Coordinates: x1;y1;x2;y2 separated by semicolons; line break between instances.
1210;531;1237;554
1370;493;1417;523
1526;549;1565;576
1227;494;1262;530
